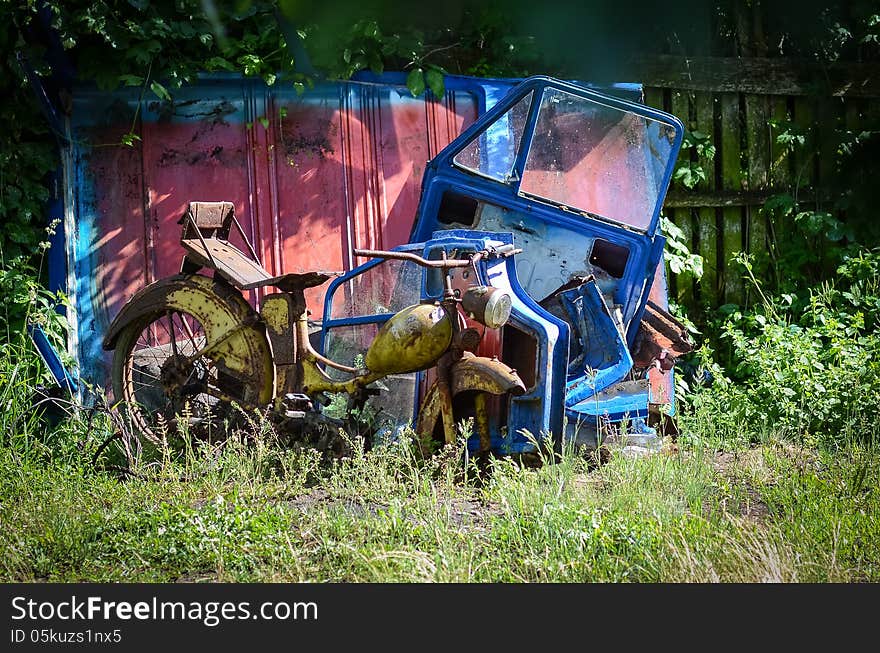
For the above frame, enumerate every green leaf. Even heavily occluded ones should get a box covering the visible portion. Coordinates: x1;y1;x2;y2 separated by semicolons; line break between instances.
351;53;368;70
673;162;706;189
660;216;684;240
425;68;445;99
826;222;846;242
362;21;379;38
258;116;270;130
406;68;425;97
764;193;795;216
150;81;172;102
205;57;236;71
238;53;259;73
121;132;142;147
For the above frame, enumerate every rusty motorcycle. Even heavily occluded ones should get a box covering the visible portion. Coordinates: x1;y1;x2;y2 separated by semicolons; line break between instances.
102;201;526;461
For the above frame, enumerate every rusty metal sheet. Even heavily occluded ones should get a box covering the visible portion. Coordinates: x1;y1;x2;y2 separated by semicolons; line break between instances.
644;261;679;408
180;238;275;287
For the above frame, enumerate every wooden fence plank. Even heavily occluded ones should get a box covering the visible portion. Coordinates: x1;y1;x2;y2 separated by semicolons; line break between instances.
694;91;718;309
816;98;841;201
670;89;696;312
644;85;676;298
744;93;770;304
643;87;664;112
763;97;791;286
719;92;744;305
769;98;791;188
860;96;880;128
792;97;815;192
640;60;869;313
745;95;770;189
844;98;860;130
664;188;826;207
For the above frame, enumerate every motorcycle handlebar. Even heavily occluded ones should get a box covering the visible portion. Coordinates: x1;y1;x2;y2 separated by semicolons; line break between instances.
352;245;522;268
353;249;471;268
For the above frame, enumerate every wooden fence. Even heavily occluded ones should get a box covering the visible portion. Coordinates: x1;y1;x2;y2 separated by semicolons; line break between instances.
623;2;880;316
638;58;879;315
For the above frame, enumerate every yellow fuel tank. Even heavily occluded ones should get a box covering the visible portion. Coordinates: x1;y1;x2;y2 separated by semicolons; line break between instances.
365;304;453;374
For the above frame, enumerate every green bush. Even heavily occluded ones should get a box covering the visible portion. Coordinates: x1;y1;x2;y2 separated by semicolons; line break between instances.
685;249;880;447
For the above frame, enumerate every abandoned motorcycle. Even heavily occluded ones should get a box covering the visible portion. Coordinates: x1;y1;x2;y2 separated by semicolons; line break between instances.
102;201;526;462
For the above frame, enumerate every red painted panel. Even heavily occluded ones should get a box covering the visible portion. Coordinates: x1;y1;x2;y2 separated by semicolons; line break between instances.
271;86;478;313
80;82;480;323
378;94;429;248
382;91;477;247
273;95;349;311
84;124;148;325
139;118;254;287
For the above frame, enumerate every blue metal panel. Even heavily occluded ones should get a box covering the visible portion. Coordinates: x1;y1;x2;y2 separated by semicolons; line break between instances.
560;279;634;404
419;230;571;452
69;137;103;394
568;382;651;420
490;243;570;452
407;76;686;440
46;168;66;295
27;324;77;394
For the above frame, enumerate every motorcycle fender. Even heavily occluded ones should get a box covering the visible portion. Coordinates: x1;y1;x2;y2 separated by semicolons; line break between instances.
102;274;257;351
450;353;527;397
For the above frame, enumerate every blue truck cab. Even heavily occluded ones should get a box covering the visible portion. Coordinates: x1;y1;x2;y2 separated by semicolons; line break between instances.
321;76;691;453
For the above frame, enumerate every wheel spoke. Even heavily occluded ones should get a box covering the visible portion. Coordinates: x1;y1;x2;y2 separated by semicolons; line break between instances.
167;311;179;357
176;311;200;354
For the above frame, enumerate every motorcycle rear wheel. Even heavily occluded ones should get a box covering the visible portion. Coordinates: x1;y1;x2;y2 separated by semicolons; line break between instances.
111;298;273;465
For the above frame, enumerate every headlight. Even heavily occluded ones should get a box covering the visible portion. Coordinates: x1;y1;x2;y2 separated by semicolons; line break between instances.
461;286;512;329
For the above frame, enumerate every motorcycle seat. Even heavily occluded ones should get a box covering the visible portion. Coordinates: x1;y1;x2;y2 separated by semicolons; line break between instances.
254;271;340;292
179;202;340;292
181;238;339;291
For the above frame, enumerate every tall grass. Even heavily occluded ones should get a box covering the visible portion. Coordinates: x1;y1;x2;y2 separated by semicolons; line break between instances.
1;380;878;582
